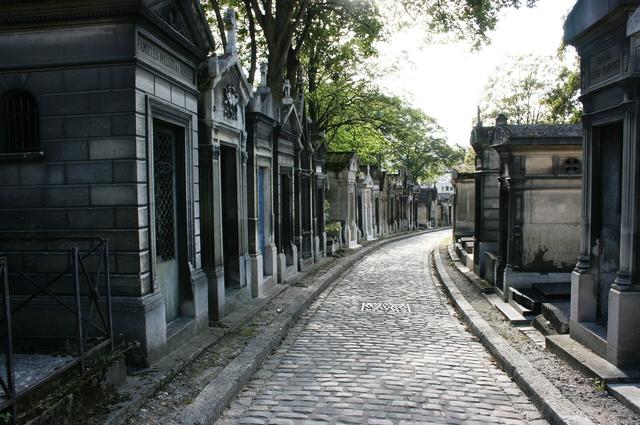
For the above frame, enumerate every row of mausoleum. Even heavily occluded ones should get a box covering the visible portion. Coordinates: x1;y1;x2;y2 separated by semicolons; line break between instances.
0;0;435;374
451;0;640;370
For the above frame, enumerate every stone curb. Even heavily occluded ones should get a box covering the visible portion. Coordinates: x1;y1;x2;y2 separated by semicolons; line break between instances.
432;245;594;425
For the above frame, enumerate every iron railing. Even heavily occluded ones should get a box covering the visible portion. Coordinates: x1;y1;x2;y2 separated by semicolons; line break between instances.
0;237;113;420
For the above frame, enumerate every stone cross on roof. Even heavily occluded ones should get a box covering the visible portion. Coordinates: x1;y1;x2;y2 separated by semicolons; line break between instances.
224;8;237;55
283;79;293;105
259;62;267;87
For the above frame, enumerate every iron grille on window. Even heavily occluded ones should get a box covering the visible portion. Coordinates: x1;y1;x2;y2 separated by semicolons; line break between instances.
153;128;177;261
0;90;39;153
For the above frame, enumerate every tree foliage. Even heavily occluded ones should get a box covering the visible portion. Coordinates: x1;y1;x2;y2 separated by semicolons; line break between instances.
387;0;537;48
480;53;581;125
202;0;531;181
206;0;538;95
326;91;465;182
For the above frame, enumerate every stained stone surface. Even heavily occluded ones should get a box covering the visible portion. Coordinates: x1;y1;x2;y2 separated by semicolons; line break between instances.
216;231;545;425
0;353;73;395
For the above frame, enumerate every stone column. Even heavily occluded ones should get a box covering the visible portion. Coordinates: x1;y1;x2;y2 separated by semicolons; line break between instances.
198;140;225;320
571;119;597;324
198;64;226;320
607;99;640;366
614;104;636;290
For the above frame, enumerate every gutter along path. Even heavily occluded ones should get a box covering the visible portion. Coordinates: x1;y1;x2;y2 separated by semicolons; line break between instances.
214;230;545;425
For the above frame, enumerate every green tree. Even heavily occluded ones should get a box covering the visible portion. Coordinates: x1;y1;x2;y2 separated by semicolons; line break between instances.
541;62;581;124
327;91;464;182
480;53;581;125
388;0;538;48
206;0;539;98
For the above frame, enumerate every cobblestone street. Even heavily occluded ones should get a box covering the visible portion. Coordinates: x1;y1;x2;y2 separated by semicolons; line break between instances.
216;231;546;425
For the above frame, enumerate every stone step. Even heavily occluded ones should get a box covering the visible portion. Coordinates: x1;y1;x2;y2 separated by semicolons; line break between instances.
541;301;570;334
546;334;640;383
531;282;570;299
532;314;557;336
607;384;640;416
485;293;533;326
509;287;545;315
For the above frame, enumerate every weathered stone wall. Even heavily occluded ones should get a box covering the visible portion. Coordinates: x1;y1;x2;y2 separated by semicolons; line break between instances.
0;15;209;364
453;178;475;237
519;155;581;272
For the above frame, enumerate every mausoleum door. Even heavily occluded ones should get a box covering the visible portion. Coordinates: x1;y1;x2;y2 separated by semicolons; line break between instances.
497;183;509;293
281;173;294;265
594;123;623;324
258;167;266;256
221;145;241;289
357;194;363;233
153;122;181;323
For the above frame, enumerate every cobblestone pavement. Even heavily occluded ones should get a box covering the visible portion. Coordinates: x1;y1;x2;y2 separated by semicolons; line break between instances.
216;231;546;425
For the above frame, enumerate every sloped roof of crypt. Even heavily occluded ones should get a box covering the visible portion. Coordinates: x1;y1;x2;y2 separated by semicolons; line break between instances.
491;124;583;149
326;151;357;171
0;0;215;59
564;0;638;45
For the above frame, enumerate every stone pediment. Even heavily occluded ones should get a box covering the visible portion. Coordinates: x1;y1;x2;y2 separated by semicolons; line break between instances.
142;0;214;55
280;104;304;140
214;64;252;125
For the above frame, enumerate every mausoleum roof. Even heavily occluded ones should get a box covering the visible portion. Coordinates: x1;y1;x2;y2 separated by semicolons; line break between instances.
491;124;583;148
326;151;357;171
564;0;639;44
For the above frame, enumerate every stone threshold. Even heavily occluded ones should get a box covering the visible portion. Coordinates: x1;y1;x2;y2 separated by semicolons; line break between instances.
546;334;640;383
433;244;594;425
103;227;447;425
447;244;533;326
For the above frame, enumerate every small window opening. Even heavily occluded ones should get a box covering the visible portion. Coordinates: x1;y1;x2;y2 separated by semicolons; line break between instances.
0;90;40;154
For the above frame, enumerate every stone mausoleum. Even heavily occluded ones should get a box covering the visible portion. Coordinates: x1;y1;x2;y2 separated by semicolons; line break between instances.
0;0;217;365
470;120;500;280
490;119;583;302
562;0;640;367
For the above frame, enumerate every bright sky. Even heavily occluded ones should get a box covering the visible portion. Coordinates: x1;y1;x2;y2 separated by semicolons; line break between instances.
376;0;577;147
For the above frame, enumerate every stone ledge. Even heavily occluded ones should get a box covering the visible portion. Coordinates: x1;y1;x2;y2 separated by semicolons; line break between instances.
447;244;494;294
607;384;640;416
546;335;640;383
433;245;594;425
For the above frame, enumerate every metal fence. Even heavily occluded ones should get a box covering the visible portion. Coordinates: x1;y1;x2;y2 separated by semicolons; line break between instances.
0;237;113;420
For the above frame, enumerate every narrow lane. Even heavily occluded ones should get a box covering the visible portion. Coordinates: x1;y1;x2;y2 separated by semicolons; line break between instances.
217;231;545;425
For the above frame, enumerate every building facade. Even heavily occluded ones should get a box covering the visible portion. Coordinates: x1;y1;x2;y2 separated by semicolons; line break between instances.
564;0;640;366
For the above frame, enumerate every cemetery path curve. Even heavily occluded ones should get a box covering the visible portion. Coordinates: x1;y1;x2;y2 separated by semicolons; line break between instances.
215;230;546;425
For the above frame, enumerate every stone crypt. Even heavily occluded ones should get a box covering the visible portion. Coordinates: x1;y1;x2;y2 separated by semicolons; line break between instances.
563;0;640;367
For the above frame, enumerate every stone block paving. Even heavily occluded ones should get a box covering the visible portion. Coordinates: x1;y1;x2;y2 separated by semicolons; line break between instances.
216;232;546;425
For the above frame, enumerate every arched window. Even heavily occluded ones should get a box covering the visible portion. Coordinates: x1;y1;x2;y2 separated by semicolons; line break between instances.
0;90;40;153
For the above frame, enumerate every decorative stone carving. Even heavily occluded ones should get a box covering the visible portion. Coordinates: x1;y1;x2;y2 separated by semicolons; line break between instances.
223;85;239;120
212;144;221;160
224;8;237;55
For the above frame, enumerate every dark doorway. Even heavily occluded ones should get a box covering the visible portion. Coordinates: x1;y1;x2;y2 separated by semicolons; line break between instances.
357;194;363;235
375;198;380;232
594;122;623;324
316;187;325;253
258;167;266;259
221;145;240;289
153;120;189;323
281;173;294;265
496;183;510;293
